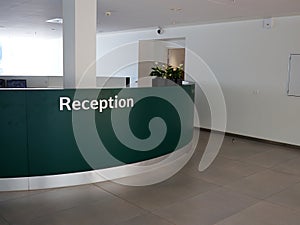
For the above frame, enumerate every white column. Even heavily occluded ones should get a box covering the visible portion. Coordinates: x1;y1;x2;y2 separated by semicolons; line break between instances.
63;0;97;88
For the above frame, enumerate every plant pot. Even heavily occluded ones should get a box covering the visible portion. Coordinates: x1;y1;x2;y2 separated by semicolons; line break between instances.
170;78;183;85
152;77;168;86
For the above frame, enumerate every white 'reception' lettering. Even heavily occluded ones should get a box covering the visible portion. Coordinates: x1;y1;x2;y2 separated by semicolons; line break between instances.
59;96;135;112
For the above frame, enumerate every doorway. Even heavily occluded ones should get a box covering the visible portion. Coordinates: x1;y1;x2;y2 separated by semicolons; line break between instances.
168;48;185;71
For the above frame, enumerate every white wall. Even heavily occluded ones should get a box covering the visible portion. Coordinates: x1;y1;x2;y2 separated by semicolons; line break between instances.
97;16;300;146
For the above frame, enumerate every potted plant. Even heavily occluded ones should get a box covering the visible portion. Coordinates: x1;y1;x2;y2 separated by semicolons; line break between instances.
150;64;184;85
149;65;166;78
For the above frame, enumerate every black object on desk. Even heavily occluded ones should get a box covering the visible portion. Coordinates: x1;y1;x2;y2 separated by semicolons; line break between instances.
7;80;27;88
0;79;5;88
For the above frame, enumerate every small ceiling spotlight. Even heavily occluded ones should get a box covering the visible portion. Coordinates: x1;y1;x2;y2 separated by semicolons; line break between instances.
208;0;235;4
263;18;273;29
105;11;112;16
170;8;182;12
46;18;63;24
156;27;164;35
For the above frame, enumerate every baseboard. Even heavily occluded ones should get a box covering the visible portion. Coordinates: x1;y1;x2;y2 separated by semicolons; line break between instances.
199;127;300;150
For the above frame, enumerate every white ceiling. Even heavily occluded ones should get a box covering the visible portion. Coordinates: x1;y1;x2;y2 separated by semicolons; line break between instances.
0;0;300;38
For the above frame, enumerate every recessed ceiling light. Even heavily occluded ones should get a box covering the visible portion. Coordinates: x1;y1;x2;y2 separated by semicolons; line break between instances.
105;11;112;16
208;0;235;4
170;8;182;12
46;18;63;24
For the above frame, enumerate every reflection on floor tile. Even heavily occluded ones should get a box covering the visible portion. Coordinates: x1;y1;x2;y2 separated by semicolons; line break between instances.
267;182;300;211
96;173;218;211
272;157;300;177
0;185;116;225
182;156;265;185
152;187;258;225
242;147;300;168
214;202;300;225
30;198;145;225
0;217;8;225
219;139;272;161
115;213;174;225
0;189;49;203
225;170;300;199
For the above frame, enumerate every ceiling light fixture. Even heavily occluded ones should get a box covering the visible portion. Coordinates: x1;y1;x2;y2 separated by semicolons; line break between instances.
170;8;182;12
46;18;63;24
105;11;112;16
208;0;235;4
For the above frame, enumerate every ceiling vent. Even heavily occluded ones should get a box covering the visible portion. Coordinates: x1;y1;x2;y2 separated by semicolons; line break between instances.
46;18;63;24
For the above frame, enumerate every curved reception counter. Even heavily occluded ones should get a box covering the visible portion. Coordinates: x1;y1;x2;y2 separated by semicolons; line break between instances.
0;84;195;191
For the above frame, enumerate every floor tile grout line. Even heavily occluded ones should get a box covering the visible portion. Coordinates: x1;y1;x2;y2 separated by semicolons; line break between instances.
220;154;300;179
93;181;182;212
264;179;300;200
1;185;120;225
0;189;53;204
96;181;260;225
220;154;273;169
92;183;177;225
270;166;300;178
213;199;300;225
0;214;10;225
144;213;177;225
176;170;225;188
188;165;268;186
210;200;265;225
219;155;270;168
114;210;177;225
179;153;268;183
241;154;300;171
221;179;300;203
0;184;112;205
210;148;300;178
92;183;152;211
22;190;127;225
260;200;300;216
264;198;300;215
92;180;258;224
219;167;270;187
184;175;224;188
218;185;264;201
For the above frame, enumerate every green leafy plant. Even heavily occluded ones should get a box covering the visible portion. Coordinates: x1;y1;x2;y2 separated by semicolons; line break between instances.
149;66;166;77
150;64;184;82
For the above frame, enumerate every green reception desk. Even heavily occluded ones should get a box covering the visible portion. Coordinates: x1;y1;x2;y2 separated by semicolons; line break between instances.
0;84;195;191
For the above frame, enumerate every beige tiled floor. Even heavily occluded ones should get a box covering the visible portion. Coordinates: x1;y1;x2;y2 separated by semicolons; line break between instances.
1;130;300;225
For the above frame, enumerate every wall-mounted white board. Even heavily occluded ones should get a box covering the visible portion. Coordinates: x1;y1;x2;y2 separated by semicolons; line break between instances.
288;54;300;96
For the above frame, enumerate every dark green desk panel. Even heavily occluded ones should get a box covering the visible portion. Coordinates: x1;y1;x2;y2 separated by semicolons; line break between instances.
27;90;92;176
0;91;28;178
